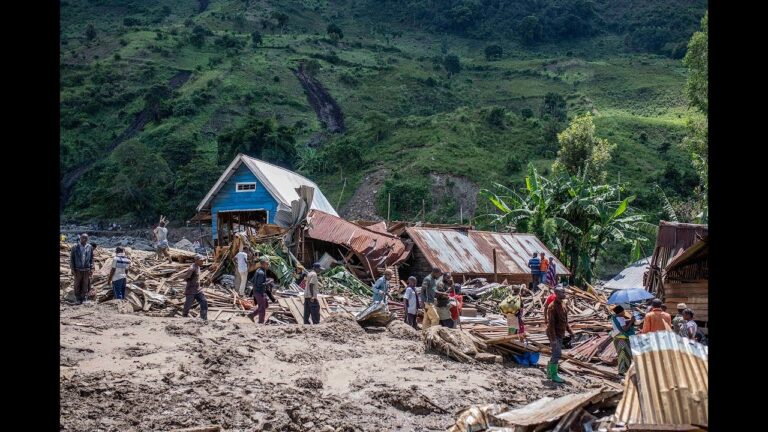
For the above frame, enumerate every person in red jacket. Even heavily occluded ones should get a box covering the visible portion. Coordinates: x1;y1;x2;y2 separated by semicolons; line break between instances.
448;283;463;326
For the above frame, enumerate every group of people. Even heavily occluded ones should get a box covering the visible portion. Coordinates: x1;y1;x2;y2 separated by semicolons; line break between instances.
528;252;558;290
609;298;702;376
369;267;464;331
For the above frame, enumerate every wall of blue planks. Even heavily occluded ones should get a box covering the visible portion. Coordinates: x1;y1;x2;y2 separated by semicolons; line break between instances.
211;164;278;239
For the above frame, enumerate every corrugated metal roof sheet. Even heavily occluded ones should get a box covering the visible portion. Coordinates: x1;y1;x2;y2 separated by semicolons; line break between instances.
603;257;652;291
405;227;570;276
197;154;338;219
616;330;708;426
494;389;620;427
306;210;409;272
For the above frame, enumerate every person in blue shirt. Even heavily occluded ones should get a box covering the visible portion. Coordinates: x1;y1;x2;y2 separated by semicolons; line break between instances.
528;252;541;291
371;269;393;303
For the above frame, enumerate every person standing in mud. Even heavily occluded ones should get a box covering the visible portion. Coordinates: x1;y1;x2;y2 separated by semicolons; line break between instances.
181;254;208;321
303;263;323;324
247;256;270;324
70;233;95;305
107;246;131;300
403;276;419;329
546;286;574;383
421;268;442;331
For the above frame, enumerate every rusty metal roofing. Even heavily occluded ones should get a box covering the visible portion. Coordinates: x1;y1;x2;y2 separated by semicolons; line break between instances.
305;210;410;271
494;389;620;427
616;330;708;427
405;227;570;276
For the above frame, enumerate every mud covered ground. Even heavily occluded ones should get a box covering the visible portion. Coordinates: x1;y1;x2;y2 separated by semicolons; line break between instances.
60;302;609;431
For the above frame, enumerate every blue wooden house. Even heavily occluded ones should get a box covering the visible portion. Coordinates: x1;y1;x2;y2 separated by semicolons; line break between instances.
196;154;338;245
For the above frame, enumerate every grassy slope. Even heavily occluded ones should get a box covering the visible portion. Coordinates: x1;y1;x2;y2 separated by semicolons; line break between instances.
61;1;700;243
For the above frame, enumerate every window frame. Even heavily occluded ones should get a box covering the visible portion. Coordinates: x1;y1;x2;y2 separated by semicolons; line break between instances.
235;182;257;193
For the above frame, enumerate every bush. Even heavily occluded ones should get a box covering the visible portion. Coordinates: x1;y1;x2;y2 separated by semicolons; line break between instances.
339;71;359;86
504;155;522;174
485;106;506;128
521;108;534;119
377;175;431;220
484;44;503;61
123;17;141;27
85;23;97;41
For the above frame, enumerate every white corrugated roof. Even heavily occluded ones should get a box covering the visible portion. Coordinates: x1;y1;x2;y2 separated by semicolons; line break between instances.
196;154;338;218
603;257;651;291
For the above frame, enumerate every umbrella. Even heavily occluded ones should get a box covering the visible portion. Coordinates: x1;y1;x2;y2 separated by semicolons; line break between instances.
607;288;654;305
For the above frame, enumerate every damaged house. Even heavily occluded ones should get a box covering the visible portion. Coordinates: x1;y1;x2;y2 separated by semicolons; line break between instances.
195;154;338;246
645;221;709;331
401;226;570;284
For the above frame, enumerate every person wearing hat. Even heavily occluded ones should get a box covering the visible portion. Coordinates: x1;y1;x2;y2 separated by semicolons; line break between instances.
672;303;687;335
420;268;442;331
546;286;574;383
247;256;270;323
372;269;394;304
303;263;323;324
610;304;636;375
70;233;95;305
180;255;208;320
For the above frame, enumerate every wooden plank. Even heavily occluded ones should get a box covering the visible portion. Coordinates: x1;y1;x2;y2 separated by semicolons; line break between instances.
211;310;224;321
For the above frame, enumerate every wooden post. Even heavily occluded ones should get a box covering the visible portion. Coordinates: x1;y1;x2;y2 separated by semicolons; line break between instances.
422;199;425;221
493;248;498;283
337;177;347;211
387;193;391;221
460;206;463;225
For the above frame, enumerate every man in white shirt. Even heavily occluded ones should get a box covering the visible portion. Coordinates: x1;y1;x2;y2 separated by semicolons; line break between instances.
153;221;172;263
403;276;419;329
107;246;131;300
233;248;249;296
303;263;323;324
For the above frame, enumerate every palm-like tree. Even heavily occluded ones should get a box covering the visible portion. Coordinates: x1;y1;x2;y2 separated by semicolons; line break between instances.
478;163;654;285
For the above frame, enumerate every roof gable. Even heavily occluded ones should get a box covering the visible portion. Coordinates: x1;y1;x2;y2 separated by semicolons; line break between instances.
197;154;338;217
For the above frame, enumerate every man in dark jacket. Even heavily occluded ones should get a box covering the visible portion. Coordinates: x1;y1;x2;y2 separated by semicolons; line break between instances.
546;286;574;383
181;254;208;320
247;256;270;323
70;234;95;304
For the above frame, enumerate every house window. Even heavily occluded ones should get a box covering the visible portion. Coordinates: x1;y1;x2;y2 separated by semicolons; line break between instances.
236;182;256;192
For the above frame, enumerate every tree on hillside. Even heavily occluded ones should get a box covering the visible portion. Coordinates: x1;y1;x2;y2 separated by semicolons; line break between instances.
251;31;263;47
484;44;503;61
170;156;220;220
681;11;708;222
684;12;708;114
190;25;207;48
327;23;344;41
443;54;461;77
552;113;615;182
363;111;390;143
91;140;172;222
519;16;542;45
217;117;297;168
85;23;97;41
271;12;289;33
540;92;567;122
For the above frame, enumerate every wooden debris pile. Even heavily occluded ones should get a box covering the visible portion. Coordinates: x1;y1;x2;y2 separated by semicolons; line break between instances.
423;326;502;364
449;388;622;432
457;282;621;369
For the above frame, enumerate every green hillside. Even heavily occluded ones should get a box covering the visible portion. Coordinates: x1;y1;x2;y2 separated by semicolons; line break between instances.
60;0;705;227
